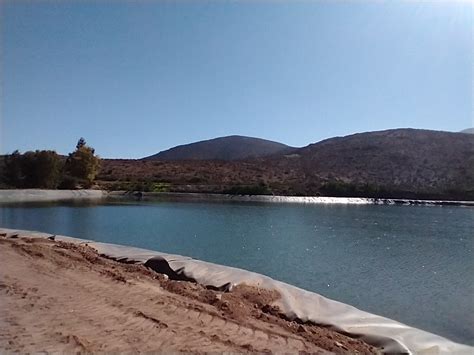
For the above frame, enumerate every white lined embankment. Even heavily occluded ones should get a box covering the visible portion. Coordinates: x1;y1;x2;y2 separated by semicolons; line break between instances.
1;189;473;206
0;189;106;203
110;191;474;207
0;227;472;354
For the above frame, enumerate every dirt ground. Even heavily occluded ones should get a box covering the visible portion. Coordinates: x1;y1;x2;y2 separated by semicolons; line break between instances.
0;235;378;353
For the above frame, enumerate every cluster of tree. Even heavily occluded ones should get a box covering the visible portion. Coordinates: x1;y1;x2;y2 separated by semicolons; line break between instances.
104;181;170;193
3;138;100;189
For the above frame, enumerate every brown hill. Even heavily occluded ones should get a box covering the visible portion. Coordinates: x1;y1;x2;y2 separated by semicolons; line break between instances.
98;129;474;200
267;128;474;198
143;135;295;161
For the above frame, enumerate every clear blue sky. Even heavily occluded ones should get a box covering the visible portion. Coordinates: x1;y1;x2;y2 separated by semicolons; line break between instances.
1;0;472;158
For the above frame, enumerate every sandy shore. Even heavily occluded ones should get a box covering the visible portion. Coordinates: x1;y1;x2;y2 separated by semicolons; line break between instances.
0;235;377;353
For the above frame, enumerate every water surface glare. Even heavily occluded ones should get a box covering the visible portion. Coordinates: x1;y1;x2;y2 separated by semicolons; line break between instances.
1;199;473;345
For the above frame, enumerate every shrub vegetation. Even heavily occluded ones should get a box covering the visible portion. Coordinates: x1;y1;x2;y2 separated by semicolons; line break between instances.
64;138;100;188
223;182;272;195
2;138;100;189
3;150;62;188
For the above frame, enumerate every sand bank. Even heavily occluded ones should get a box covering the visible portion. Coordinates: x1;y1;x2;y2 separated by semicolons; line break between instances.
0;235;375;353
0;228;472;354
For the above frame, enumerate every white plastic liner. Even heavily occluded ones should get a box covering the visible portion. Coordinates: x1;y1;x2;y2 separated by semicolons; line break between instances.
111;191;474;207
1;189;472;207
0;189;106;203
0;228;472;354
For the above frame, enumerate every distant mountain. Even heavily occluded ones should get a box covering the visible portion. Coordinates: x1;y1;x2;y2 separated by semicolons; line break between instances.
143;135;296;161
460;128;474;134
99;128;474;200
270;128;474;197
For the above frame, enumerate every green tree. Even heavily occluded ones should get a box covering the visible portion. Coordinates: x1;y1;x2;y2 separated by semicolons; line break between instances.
3;150;62;188
29;150;63;188
65;138;100;188
3;150;23;187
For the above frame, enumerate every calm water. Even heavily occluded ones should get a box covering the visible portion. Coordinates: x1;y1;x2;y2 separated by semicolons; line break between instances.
1;199;473;345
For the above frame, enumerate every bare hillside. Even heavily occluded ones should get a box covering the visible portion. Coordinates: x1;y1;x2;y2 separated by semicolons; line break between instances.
269;129;474;198
143;135;295;161
98;129;474;200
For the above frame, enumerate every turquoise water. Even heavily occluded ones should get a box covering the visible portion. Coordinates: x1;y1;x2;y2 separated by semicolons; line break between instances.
1;199;473;345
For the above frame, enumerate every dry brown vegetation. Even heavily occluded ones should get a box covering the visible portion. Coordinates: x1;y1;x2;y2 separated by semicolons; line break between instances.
97;129;474;200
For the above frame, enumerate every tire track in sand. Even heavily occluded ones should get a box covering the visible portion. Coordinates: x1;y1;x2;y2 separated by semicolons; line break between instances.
0;237;376;353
